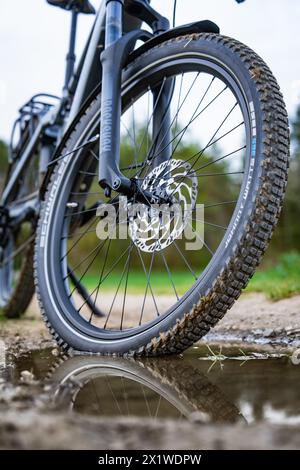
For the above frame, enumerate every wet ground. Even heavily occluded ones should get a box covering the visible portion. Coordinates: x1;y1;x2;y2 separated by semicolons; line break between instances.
2;293;300;354
0;343;300;449
0;292;299;448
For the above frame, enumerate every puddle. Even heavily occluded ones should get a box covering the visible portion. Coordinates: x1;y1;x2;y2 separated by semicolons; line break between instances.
1;345;300;427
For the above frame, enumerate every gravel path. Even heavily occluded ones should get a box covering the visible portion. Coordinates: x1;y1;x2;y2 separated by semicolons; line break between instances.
1;292;299;352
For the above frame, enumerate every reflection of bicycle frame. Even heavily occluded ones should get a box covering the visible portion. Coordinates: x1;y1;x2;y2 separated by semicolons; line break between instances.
46;356;244;423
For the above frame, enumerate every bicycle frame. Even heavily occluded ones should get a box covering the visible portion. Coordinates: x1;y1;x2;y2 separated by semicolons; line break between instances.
0;0;219;226
1;1;165;206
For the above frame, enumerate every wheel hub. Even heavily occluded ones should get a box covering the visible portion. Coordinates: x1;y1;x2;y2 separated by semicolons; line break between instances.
129;159;198;253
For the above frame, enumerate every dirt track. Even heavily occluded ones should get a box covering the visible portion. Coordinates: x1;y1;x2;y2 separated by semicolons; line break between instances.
0;411;299;450
1;292;299;352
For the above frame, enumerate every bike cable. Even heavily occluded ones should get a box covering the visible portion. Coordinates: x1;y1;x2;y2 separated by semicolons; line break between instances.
173;0;177;27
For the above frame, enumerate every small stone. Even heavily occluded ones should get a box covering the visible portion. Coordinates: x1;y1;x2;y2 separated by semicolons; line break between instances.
274;327;284;335
20;370;35;384
263;328;275;338
189;411;211;424
51;349;59;357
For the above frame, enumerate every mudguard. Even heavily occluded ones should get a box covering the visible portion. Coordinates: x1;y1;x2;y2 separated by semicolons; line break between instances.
128;20;220;63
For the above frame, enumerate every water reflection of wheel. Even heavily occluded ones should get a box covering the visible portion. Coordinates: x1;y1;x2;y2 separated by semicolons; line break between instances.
48;356;244;423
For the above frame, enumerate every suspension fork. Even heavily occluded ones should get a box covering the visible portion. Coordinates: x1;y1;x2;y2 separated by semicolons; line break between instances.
99;0;172;201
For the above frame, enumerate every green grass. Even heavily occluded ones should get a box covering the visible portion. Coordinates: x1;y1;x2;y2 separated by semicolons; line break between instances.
84;271;195;296
247;251;300;300
83;252;300;300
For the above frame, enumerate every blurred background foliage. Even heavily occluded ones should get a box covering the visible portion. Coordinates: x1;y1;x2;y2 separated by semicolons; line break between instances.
1;103;299;299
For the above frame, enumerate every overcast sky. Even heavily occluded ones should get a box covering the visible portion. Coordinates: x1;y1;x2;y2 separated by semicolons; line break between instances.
0;0;300;142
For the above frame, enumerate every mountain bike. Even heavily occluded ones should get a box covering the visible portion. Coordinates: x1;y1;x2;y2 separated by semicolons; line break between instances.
0;0;289;355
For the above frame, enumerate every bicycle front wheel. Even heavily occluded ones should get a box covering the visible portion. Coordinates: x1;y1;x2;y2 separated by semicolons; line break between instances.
35;33;289;355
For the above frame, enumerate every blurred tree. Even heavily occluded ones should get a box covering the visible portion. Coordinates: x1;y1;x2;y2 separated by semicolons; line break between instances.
271;105;300;254
292;105;300;145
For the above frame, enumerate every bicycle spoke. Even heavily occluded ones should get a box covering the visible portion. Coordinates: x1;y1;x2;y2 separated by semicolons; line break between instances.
136;248;159;316
8;191;38;206
68;237;109;299
64;201;120;279
141;384;152;418
91;379;103;413
104;243;134;329
167;102;240;200
154;395;162;420
204;200;238;209
131;100;138;169
89;238;112;323
172;241;197;280
173;73;184;139
0;234;35;267
89;149;99;161
78;170;98;176
144;84;228;170
120;244;133;330
149;73;201;160
68;268;105;318
187;222;214;256
121;377;130;416
187;145;246;176
48;134;99;167
121;118;136;148
137;72;201;178
61;216;100;261
62;196;120;255
161;252;179;300
191;170;245;178
190;218;228;231
139;249;156;326
105;376;123;415
169;76;216;161
79;242;134;316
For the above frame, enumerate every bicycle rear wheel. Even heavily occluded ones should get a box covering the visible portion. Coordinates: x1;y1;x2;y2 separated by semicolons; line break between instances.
0;154;37;318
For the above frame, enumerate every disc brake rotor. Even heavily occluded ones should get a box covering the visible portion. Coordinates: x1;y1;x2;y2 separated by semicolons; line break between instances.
129;159;198;253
